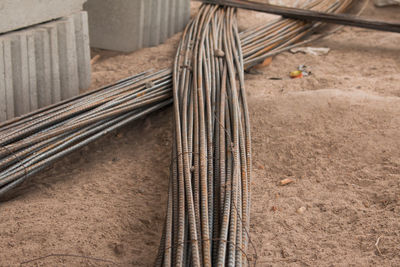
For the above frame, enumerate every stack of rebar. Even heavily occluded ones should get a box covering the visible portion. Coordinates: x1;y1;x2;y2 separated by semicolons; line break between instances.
156;5;250;266
156;1;354;266
0;70;173;196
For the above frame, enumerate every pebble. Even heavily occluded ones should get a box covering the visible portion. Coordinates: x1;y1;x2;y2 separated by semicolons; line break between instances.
279;178;294;186
297;206;307;214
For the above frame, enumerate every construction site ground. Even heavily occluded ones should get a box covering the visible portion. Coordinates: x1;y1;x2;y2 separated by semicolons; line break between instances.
0;1;399;266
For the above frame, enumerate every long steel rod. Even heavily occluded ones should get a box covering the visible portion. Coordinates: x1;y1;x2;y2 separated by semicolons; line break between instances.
197;0;400;33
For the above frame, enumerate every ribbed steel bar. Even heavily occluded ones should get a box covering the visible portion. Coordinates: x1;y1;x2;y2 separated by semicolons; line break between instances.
198;0;400;33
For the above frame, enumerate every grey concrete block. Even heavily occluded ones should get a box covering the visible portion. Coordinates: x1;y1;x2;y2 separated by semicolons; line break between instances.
34;29;52;108
57;17;79;100
40;22;62;103
169;0;177;37
10;34;30;116
142;0;152;48
27;32;38;111
179;0;191;32
0;41;6;121
0;0;86;34
159;0;170;43
0;11;91;122
84;0;144;52
2;39;14;120
84;0;190;52
136;2;146;50
175;0;186;33
73;12;91;90
149;0;162;46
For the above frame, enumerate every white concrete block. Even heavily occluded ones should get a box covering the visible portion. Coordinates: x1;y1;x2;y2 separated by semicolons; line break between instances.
0;0;86;34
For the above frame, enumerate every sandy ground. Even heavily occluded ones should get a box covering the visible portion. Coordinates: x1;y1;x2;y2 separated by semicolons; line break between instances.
1;1;399;266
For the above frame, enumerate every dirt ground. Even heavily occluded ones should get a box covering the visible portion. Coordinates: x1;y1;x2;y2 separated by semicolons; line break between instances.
1;1;399;266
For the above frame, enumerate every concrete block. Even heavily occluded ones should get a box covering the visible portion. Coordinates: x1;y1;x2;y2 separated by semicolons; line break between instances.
149;0;162;46
159;0;170;43
34;29;52;108
0;11;91;122
0;42;6;121
40;22;62;103
168;0;177;37
2;39;14;120
180;0;191;32
10;34;30;117
57;17;79;100
84;0;190;52
84;0;145;52
73;12;92;90
136;2;146;50
27;32;38;111
172;0;189;34
0;0;86;34
142;0;153;48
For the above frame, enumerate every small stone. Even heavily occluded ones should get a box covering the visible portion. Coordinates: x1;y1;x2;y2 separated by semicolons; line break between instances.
297;206;307;214
279;178;294;186
271;206;278;212
257;163;264;170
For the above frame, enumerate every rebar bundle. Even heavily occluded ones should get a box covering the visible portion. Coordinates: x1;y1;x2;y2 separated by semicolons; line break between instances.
0;70;173;197
156;1;353;266
156;5;250;266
